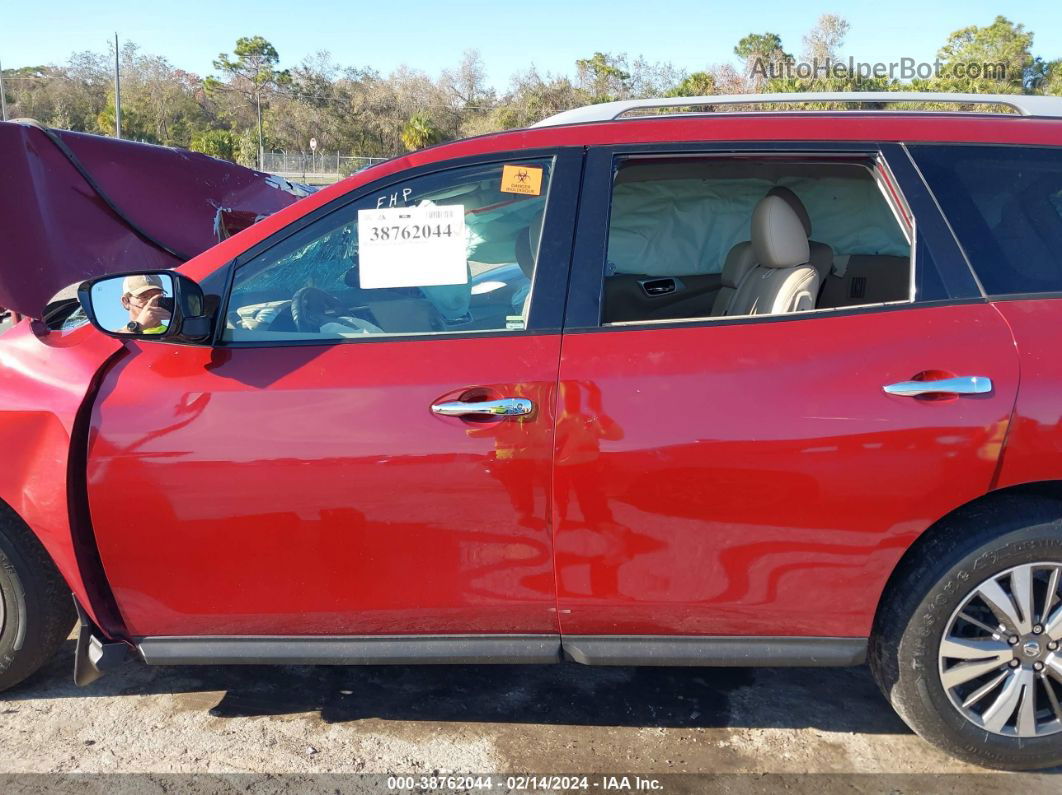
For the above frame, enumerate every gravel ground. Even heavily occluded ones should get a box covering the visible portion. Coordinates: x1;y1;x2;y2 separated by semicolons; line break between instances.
1;632;1059;793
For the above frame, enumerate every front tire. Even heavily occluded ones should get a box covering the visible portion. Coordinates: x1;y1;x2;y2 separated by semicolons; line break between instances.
0;506;76;692
870;495;1062;770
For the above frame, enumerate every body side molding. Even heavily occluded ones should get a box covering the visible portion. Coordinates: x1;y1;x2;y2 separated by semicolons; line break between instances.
562;636;867;666
137;634;867;667
138;635;564;665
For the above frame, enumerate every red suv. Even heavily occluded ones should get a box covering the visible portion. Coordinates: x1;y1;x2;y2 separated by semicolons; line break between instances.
2;92;1061;770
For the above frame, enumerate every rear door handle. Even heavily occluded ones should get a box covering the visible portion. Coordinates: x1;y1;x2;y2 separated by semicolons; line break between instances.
882;376;993;397
431;397;534;417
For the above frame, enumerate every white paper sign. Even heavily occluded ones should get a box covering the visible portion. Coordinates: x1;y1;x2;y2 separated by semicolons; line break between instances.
357;205;467;289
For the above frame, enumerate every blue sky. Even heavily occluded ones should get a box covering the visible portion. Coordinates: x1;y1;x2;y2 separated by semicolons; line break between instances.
3;1;1061;87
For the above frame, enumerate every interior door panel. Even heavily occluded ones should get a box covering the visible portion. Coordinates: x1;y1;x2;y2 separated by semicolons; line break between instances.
602;273;723;323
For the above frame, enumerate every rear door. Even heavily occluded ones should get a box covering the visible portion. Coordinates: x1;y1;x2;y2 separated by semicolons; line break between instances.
552;144;1020;649
86;151;581;645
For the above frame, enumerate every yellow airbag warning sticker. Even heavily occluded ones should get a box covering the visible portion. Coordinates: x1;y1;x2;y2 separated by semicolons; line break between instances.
500;164;543;196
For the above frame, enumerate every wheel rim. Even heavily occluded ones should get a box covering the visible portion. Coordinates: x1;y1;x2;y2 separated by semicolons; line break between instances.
939;561;1062;737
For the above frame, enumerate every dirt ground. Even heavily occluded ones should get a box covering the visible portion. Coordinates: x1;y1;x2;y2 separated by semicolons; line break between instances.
0;632;1059;793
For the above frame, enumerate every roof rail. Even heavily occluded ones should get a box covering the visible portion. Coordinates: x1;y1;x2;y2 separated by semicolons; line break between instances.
530;92;1062;127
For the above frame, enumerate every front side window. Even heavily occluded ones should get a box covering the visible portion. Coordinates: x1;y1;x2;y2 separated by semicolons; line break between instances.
910;144;1062;296
223;159;553;341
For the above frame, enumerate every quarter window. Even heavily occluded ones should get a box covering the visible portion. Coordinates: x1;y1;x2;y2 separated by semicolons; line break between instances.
910;145;1062;296
223;159;553;341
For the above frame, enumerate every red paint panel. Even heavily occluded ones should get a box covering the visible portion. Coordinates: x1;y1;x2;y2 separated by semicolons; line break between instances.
0;321;122;629
553;304;1018;637
86;335;561;637
990;299;1062;489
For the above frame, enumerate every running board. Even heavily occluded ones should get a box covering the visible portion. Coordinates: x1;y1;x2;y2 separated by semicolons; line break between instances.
136;635;866;667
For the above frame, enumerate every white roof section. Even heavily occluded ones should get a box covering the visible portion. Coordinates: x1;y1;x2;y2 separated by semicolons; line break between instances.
530;92;1062;127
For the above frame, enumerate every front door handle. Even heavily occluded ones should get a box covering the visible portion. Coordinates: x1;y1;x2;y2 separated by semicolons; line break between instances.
431;397;534;417
883;375;993;397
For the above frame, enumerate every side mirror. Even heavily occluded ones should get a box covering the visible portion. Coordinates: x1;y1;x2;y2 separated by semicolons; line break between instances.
77;270;213;343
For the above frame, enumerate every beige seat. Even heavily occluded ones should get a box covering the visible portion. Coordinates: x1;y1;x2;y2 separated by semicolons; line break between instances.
725;195;819;316
713;187;832;316
710;242;756;314
765;186;834;283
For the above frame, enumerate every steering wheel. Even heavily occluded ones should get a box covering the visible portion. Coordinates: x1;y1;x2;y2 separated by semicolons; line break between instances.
290;286;343;333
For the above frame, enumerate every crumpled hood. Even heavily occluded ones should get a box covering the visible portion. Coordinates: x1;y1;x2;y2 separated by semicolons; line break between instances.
0;121;312;318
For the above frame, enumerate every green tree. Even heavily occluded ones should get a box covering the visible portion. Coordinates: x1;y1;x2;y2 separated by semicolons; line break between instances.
400;112;443;151
210;36;290;167
1039;59;1062;95
934;16;1034;92
665;71;716;97
734;32;791;89
575;52;631;102
189;128;236;161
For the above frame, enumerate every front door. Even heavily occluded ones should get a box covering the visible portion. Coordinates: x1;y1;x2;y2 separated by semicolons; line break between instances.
86;153;580;640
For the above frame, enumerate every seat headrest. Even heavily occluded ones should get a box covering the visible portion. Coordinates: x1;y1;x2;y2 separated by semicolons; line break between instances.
751;195;810;269
721;241;756;288
766;186;812;237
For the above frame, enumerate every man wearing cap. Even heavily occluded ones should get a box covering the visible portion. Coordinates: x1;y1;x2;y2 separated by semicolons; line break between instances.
119;274;171;334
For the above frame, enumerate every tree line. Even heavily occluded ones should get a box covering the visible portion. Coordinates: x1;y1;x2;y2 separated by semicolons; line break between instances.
2;14;1059;168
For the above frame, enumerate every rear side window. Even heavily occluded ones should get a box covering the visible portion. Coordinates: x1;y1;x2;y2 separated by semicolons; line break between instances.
911;145;1062;296
600;157;913;324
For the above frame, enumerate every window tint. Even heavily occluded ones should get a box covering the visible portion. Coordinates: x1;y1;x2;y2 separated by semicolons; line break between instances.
601;158;912;324
223;159;553;342
910;145;1062;296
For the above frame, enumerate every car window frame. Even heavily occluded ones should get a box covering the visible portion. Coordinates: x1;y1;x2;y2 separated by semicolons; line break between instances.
563;141;982;333
212;147;585;348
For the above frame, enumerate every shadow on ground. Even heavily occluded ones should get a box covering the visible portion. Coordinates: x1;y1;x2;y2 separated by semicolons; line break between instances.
4;638;911;736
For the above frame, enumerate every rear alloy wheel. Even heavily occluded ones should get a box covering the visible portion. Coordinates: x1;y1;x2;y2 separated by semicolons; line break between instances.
939;562;1062;737
870;498;1062;770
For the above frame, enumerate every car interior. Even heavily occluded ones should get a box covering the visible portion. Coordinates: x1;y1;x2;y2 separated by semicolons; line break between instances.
601;158;913;324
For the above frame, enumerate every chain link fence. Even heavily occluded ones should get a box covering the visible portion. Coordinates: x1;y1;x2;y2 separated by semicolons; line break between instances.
260;152;390;184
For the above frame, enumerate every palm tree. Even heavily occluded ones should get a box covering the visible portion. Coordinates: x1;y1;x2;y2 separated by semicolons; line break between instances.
401;112;443;151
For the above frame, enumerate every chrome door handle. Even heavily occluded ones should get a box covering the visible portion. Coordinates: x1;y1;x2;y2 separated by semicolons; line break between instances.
431;397;534;417
883;376;993;397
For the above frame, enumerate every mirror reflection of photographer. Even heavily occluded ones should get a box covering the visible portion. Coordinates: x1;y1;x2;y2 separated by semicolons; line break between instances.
119;275;172;334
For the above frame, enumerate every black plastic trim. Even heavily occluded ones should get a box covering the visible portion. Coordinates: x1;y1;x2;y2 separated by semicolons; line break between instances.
562;635;867;667
73;598;129;687
135;634;867;667
215;328;564;349
138;635;563;665
65;344;132;640
988;292;1062;302
883;143;982;299
560;296;986;335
